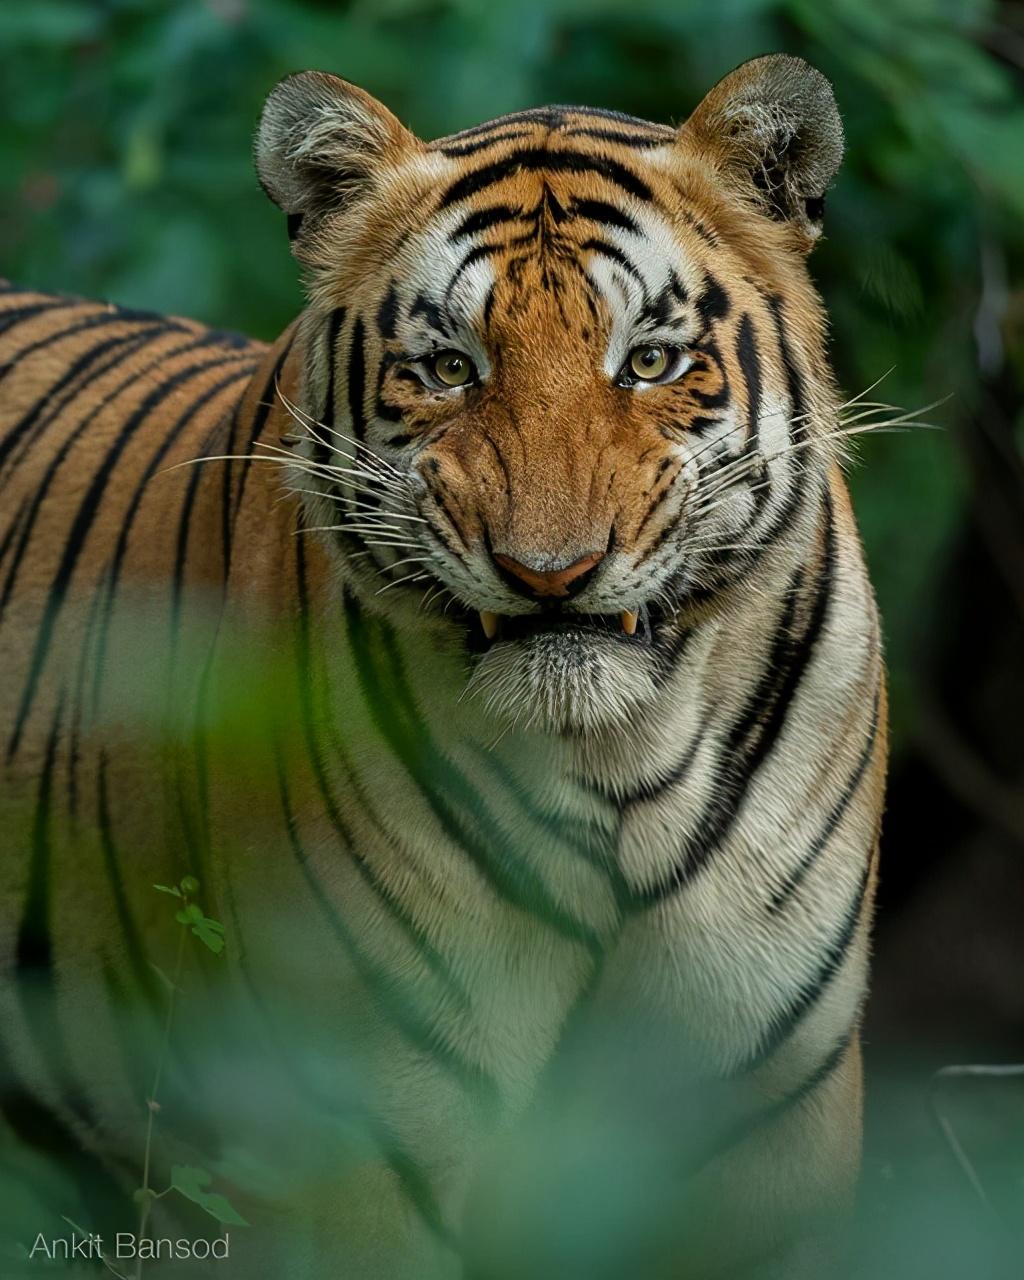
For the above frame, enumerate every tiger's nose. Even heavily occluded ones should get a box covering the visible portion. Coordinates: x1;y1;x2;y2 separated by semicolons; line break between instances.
493;550;605;600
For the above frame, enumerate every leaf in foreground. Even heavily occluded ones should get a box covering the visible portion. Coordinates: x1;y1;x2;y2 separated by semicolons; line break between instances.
170;1165;248;1227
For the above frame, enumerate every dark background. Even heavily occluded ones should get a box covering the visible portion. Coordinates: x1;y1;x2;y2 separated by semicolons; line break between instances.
1;0;1022;1273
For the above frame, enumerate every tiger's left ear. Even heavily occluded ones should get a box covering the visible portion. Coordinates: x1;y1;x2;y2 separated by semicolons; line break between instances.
255;71;421;244
683;54;843;249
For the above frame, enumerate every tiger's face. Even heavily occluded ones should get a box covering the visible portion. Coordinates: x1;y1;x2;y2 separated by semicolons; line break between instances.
256;57;844;731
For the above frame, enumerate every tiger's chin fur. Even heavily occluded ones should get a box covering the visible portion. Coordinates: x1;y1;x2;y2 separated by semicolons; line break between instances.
467;624;661;734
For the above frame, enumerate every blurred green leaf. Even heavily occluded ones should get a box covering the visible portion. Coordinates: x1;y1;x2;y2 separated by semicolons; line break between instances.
170;1165;249;1226
0;3;103;45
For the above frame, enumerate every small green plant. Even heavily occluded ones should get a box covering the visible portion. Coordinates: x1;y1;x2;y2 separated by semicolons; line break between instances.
134;878;246;1272
154;876;226;955
63;877;246;1280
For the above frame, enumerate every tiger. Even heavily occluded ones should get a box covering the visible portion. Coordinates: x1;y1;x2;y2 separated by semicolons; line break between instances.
0;53;886;1279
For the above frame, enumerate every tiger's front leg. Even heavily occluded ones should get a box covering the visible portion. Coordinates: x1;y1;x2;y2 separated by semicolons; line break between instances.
455;1020;864;1279
683;1035;864;1280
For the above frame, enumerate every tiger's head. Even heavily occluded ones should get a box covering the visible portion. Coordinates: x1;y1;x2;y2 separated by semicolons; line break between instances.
255;54;844;733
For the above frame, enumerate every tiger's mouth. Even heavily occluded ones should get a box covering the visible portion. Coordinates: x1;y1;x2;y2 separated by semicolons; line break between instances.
462;603;665;652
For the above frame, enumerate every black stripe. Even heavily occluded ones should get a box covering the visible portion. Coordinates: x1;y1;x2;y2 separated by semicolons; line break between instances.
6;348;251;761
690;380;731;410
345;593;604;952
376;285;399;339
543;104;669;127
436;107;568;142
230;336;294;523
346;316;367;441
11;693;107;1143
409;292;450;337
272;742;497;1107
638;279;683;327
696;273;731;325
618;714;706;809
580;238;648;293
424;483;470;559
653;623;694;686
0;1066;128;1241
469;744;617;872
375;353;405;425
639;500;835;901
439;129;535;157
444;242;503;304
313;307;346;468
438;147;653;209
736;312;770;515
727;292;814;551
142;366;255;604
735;312;762;447
683;415;723;436
293;535;474;1002
450;204;524;241
0;327;192;620
219;933;459;1252
96;752;160;1007
669;269;688;304
218;400;242;578
678;297;815;601
0;304;178;396
777;1019;856;1107
110;363;254;678
368;1115;460;1249
680;209;719;248
160;382;253;888
560;126;668;148
0;305;168;380
633;484;674;541
735;864;870;1075
736;495;836;781
0;297;84;343
0;494;29;571
767;294;807;420
686;1020;857;1182
433;117;538;143
165;366;258;887
687;336;730;412
569;198;640;233
438;104;665;140
65;573;106;819
770;683;882;911
16;695;64;974
0;322;174;478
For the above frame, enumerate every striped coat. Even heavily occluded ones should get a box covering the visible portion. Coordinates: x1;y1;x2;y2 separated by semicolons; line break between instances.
0;53;886;1279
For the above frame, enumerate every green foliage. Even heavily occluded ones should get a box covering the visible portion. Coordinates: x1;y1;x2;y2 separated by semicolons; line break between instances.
156;877;227;953
174;903;226;954
171;1165;250;1227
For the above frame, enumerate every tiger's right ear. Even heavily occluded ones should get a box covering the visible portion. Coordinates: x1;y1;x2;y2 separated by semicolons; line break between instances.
254;71;420;242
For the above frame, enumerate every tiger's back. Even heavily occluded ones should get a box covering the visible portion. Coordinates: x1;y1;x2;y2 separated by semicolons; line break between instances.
0;288;265;1194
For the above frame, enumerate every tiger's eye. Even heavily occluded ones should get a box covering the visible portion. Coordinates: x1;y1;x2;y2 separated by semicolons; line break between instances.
629;345;668;380
433;351;473;387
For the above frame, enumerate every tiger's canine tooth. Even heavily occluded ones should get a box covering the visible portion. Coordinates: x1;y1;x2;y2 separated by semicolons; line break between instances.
621;610;639;636
479;611;499;640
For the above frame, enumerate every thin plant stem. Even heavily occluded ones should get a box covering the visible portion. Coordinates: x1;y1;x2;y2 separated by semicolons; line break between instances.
135;918;188;1279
